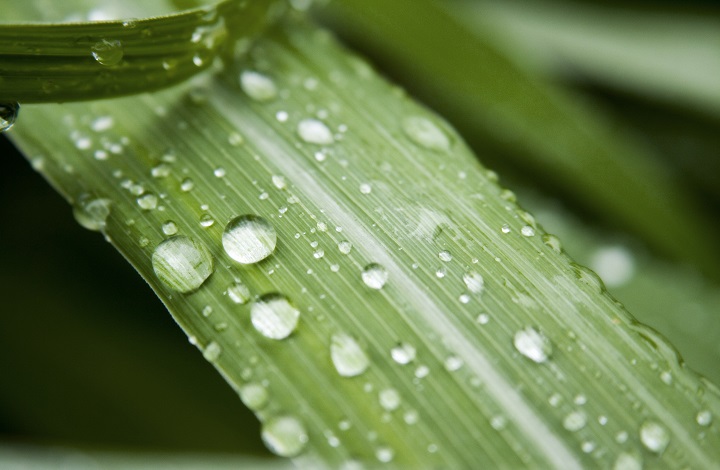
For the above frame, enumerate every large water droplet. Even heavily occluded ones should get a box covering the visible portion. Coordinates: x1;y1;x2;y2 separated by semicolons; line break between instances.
91;39;124;66
463;271;484;294
152;236;214;293
331;333;369;377
513;327;552;363
613;452;642;470
0;102;20;132
250;294;300;340
402;116;450;152
297;119;334;145
240;70;277;101
240;383;269;411
639;420;670;454
391;343;416;365
222;215;277;264
262;415;308;457
73;197;112;231
361;263;388;289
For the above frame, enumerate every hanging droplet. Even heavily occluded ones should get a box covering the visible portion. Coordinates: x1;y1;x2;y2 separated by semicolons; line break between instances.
0;102;20;132
362;263;388;289
513;326;552;363
639;420;670;454
297;118;334;145
402;116;450;152
73;196;112;232
222;215;277;264
250;293;300;340
240;70;278;101
391;343;417;365
91;39;124;66
463;271;484;294
261;415;308;457
331;333;370;377
152;236;214;293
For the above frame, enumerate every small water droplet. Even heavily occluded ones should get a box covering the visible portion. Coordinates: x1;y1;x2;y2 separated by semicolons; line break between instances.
438;250;452;262
0;102;19;132
136;193;158;210
331;333;369;377
338;241;353;254
276;110;289;122
272;175;287;189
444;355;463;371
250;294;300;340
200;214;215;228
375;445;394;463
639;420;670;454
214;167;226;178
152;236;214;293
262;415;308;457
227;282;251;304
459;294;470;304
359;183;372;194
404;409;419;425
151;163;171;178
521;226;535;237
402;116;450;152
180;178;195;192
415;365;430;378
477;313;490;324
543;234;562;253
379;388;401;411
563;411;587;432
463;271;484;294
90;115;114;132
91;39;123;66
162;220;178;235
202;305;213;317
73;197;112;231
696;410;712;426
313;249;325;259
435;267;447;278
240;70;278;101
501;224;511;234
613;452;642;470
222;215;277;264
240;383;268;410
297;119;334;145
580;441;595;453
361;263;388;289
203;341;222;361
548;393;562;407
491;415;507;430
391;343;416;365
513;327;552;363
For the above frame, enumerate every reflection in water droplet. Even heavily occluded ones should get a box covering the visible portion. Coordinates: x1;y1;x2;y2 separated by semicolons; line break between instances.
379;388;401;411
152;236;214;293
262;415;308;457
240;383;268;410
203;341;222;361
391;343;416;365
297;119;334;145
463;271;484;294
514;327;552;363
250;294;300;340
402;116;450;152
563;411;587;432
227;282;251;304
240;70;278;101
73;197;112;231
222;215;277;264
362;263;388;289
0;102;20;132
91;39;124;66
331;333;369;377
613;452;642;470
639;420;670;454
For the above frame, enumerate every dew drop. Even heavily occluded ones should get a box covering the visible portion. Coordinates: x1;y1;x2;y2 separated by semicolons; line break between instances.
436;267;447;278
222;215;277;264
272;175;287;189
313;249;325;259
404;409;419;425
73;197;112;231
361;263;388;289
338;241;353;254
590;245;635;288
477;313;490;324
696;410;712;426
359;183;372;194
0;102;19;132
162;220;178;236
250;294;300;340
415;365;430;378
136;193;158;210
240;383;268;410
639;420;670;454
438;250;452;262
227;282;251;304
613;452;643;470
463;271;484;294
297;119;334;145
513;326;552;363
391;343;417;365
152;236;214;293
90;115;114;132
331;333;370;377
563;411;587;432
228;132;244;146
379;388;401;411
203;341;222;361
501;224;511;234
240;70;278;101
151;163;171;179
91;39;124;66
214;167;226;178
402;116;450;152
199;214;215;228
521;226;535;237
180;178;195;192
543;234;563;253
444;355;464;371
375;445;394;463
262;415;308;457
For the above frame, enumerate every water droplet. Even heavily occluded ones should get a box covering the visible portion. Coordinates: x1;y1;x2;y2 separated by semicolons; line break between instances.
548;393;562;407
696;410;712;426
262;415;308;457
590;246;635;288
438;250;452;262
491;415;507;430
91;39;124;66
359;183;372;194
222;215;277;264
162;221;178;236
521;226;535;237
391;343;416;365
361;263;388;289
203;341;222;361
375;445;394;463
227;282;251;304
459;294;470;304
501;224;511;234
613;452;642;470
250;294;300;340
415;365;430;378
272;175;287;189
297;119;334;145
136;193;158;210
152;236;214;293
213;167;226;178
477;313;490;324
463;271;484;294
379;388;401;411
402;116;450;152
444;355;464;371
202;305;213;317
563;411;587;432
73;197;112;231
404;409;419;425
0;102;19;132
240;70;277;101
200;214;215;228
331;333;369;377
90;115;114;132
180;178;195;192
151;163;171;178
513;327;552;363
580;441;595;453
543;234;562;253
338;241;353;254
240;383;268;410
313;249;325;259
639;420;670;453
